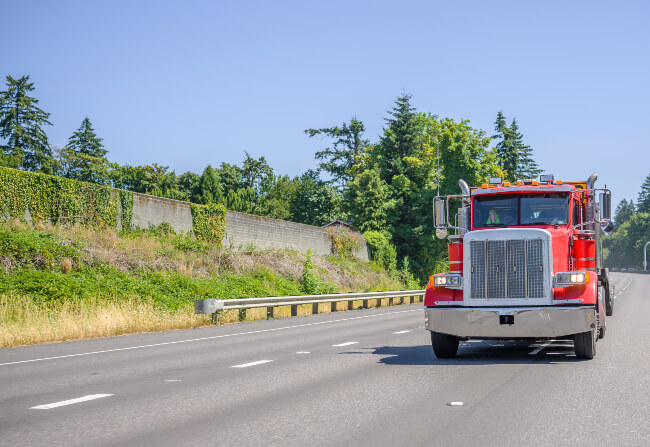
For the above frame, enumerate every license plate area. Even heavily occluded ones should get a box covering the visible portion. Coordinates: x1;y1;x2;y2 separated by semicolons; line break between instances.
499;315;514;325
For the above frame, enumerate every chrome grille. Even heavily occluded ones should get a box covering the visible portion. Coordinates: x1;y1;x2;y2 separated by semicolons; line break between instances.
470;241;485;298
506;240;526;298
486;241;506;298
470;238;545;299
526;239;544;298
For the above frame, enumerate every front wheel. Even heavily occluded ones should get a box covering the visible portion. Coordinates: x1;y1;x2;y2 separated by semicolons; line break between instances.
431;331;459;358
574;329;597;359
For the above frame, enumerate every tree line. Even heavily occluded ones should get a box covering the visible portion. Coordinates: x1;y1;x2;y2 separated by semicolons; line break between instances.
1;74;541;282
604;174;650;268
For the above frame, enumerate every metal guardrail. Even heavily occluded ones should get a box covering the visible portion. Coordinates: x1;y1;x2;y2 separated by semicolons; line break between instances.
195;289;425;323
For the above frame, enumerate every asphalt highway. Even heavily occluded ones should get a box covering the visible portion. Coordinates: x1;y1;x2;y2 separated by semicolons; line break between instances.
0;273;648;446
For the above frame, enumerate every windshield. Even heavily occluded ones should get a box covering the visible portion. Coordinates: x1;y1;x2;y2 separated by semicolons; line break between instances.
473;193;569;227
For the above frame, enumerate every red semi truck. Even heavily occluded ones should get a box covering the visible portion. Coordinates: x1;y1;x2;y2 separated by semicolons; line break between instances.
425;173;613;359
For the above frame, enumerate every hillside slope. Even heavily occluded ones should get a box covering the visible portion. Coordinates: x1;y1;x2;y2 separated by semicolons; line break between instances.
0;222;413;347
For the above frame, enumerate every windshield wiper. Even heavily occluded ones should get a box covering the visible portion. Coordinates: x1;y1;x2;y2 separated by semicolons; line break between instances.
524;221;553;225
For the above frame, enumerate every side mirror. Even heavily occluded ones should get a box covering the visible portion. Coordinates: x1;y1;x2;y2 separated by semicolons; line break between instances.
434;198;446;227
434;198;447;239
599;192;611;221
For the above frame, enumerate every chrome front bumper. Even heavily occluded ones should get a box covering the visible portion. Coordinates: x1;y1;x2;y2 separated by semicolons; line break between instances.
424;306;596;338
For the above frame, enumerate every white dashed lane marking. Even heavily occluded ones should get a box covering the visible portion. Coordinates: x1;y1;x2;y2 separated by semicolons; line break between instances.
232;360;273;368
31;394;113;410
393;330;411;334
333;342;358;347
529;341;552;355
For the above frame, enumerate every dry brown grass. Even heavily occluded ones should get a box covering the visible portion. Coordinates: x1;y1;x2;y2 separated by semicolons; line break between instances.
0;294;212;348
0;293;422;348
61;257;73;274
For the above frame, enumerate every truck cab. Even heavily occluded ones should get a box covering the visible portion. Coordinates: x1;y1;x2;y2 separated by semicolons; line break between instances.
425;174;612;359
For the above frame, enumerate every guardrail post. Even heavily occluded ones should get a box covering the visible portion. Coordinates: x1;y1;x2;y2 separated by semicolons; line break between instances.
211;311;221;325
389;297;393;306
238;309;246;321
267;306;275;319
348;300;354;310
331;302;337;312
291;304;298;317
376;298;382;308
312;303;319;314
410;295;414;304
363;299;368;309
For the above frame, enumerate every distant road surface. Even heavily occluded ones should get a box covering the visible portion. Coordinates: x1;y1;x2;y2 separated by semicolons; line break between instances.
1;273;648;446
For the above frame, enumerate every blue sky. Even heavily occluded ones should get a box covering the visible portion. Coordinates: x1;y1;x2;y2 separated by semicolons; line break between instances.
2;0;649;208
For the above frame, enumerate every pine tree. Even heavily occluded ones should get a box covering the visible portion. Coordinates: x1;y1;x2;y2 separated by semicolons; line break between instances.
376;94;420;182
614;198;635;227
492;112;540;180
0;75;53;173
493;111;518;179
305;117;369;187
637;173;650;214
509;118;541;179
65;117;108;183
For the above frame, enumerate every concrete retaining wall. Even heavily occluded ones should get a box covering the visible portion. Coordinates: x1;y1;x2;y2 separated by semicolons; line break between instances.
131;192;193;234
130;192;369;260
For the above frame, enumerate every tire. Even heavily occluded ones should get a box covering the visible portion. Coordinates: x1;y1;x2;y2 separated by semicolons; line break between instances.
431;331;459;359
574;329;597;359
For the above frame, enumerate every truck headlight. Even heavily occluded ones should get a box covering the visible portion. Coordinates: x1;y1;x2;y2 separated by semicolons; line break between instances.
554;272;589;287
433;274;462;287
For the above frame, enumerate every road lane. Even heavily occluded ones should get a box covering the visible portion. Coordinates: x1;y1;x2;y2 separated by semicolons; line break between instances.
0;273;647;446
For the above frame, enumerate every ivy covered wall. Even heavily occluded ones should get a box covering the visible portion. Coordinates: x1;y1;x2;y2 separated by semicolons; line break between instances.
0;167;225;244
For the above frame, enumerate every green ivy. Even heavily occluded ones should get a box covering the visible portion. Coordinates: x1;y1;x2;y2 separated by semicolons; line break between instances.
0;167;227;244
190;202;226;244
119;190;134;231
0;167;119;228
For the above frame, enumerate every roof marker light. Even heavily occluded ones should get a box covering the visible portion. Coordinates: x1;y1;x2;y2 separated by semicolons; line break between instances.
503;182;511;187
531;180;539;185
481;183;488;188
554;180;563;185
517;181;524;185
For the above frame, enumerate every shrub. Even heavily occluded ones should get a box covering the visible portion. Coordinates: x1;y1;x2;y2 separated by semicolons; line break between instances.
363;230;397;272
190;203;226;244
326;227;361;258
302;249;335;295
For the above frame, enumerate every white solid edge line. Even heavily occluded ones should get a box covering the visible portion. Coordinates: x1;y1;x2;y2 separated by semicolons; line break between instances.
333;341;358;347
232;360;273;368
31;394;113;410
529;341;552;355
393;330;411;334
0;308;421;367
